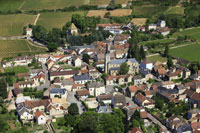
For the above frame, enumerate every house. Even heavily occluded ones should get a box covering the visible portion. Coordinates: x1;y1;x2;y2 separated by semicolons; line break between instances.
26;28;32;37
46;59;55;69
139;69;153;82
87;82;105;96
148;24;157;30
184;89;200;109
161;81;176;89
73;56;82;67
13;56;33;66
107;58;139;75
140;58;153;71
73;74;93;84
157;20;166;28
97;94;113;104
134;93;155;109
96;23;123;34
16;81;36;89
85;98;98;109
112;94;126;109
113;34;131;44
36;54;49;63
133;75;144;85
127;85;147;98
68;23;78;35
191;122;200;132
50;98;68;117
32;72;45;85
190;70;200;80
105;75;133;86
50;70;79;81
76;89;90;100
166;115;191;133
72;84;84;92
61;79;74;91
35;111;46;125
96;104;112;113
156;87;179;103
131;127;143;133
50;88;68;99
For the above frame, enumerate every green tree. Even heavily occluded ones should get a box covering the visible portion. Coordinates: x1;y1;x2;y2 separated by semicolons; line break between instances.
0;79;8;99
68;103;79;115
64;114;79;127
119;63;129;75
139;46;146;60
104;12;111;18
83;54;90;64
47;42;58;52
167;56;173;68
164;44;169;57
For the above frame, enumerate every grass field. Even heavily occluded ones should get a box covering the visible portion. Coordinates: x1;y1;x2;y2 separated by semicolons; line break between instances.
147;55;167;63
169;43;200;61
4;66;29;74
133;5;168;17
172;27;200;40
37;11;84;30
0;40;46;57
185;5;200;17
164;6;185;15
0;0;24;12
21;0;89;10
87;9;132;18
140;39;175;45
0;14;36;36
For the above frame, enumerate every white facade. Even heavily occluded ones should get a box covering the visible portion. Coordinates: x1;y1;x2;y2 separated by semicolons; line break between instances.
20;111;33;121
74;58;82;67
140;62;153;70
89;86;105;97
37;115;46;125
148;25;157;30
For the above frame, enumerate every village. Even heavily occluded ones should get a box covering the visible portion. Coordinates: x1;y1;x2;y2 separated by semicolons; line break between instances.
0;17;200;133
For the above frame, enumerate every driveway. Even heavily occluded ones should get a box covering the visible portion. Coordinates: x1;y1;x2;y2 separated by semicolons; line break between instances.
67;91;84;114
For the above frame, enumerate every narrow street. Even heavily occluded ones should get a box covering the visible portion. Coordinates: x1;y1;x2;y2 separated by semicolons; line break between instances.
37;63;50;90
67;91;84;114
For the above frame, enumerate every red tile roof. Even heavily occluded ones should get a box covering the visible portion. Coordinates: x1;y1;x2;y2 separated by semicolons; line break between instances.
35;110;44;119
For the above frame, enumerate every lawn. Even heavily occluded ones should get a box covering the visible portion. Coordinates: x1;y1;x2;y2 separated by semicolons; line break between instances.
37;11;84;30
164;6;185;15
4;66;29;74
185;5;200;17
0;14;36;36
133;5;169;17
21;0;89;10
169;43;200;61
147;55;167;63
0;40;47;57
171;27;200;40
0;0;24;12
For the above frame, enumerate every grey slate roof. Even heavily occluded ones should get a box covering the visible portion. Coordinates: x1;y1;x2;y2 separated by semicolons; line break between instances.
88;82;104;88
109;58;137;65
62;79;73;86
50;88;66;94
110;67;120;71
74;74;93;81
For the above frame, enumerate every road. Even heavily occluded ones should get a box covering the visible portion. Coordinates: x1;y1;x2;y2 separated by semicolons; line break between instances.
0;35;26;40
125;97;170;133
37;63;50;90
27;37;47;48
67;91;84;114
34;14;40;25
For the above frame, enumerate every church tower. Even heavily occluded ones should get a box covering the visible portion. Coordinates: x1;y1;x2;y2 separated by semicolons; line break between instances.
104;43;110;74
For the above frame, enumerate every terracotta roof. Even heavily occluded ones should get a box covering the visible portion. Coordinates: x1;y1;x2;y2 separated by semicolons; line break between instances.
76;89;89;96
35;110;44;119
157;67;166;75
140;111;148;119
24;99;51;109
50;70;79;76
72;84;84;89
129;85;145;92
131;127;143;133
98;94;113;101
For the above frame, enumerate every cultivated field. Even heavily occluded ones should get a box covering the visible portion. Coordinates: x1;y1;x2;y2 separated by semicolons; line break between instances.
21;0;89;10
0;40;46;57
0;14;36;36
172;27;200;40
185;5;200;17
133;5;168;17
87;9;132;18
164;6;185;15
169;43;200;61
37;11;84;30
140;39;175;45
131;18;147;26
0;0;24;12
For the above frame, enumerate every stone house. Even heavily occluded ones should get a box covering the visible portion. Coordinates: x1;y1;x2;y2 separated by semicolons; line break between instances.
87;82;105;96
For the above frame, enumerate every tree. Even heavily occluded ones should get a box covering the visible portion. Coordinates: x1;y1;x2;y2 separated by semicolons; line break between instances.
104;12;111;18
0;79;8;99
164;44;169;57
47;42;58;52
64;114;79;127
68;103;79;115
139;46;146;60
133;44;141;62
83;54;90;64
107;0;116;10
119;63;129;75
167;56;173;68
